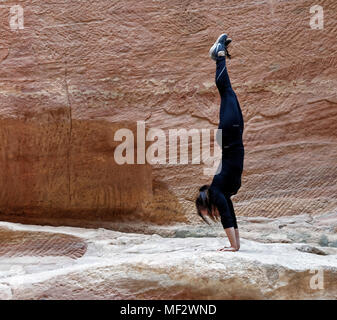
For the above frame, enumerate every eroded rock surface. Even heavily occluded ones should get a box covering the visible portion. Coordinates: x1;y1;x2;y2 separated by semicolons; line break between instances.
0;220;336;300
0;228;87;259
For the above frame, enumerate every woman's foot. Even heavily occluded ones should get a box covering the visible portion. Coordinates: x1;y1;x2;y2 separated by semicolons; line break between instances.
209;33;232;61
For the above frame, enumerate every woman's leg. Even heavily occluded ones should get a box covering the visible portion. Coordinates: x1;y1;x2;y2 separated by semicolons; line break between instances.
215;58;232;91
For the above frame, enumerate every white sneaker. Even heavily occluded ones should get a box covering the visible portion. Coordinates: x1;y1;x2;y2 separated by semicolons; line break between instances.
209;33;232;60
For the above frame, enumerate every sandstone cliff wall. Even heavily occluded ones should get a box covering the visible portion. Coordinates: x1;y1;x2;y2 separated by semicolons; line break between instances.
0;0;336;225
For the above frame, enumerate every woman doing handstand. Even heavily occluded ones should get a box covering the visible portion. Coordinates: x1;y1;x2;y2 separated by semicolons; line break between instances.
195;34;245;252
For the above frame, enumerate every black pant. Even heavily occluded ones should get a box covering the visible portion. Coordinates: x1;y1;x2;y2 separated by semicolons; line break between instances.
209;57;244;229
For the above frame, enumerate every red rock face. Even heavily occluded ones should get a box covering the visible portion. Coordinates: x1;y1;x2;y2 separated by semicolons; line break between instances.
0;1;336;225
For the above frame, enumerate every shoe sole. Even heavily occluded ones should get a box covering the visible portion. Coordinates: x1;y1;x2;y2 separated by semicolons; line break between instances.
209;33;231;60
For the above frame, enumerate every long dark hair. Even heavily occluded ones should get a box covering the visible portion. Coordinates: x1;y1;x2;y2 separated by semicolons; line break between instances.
195;185;220;224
